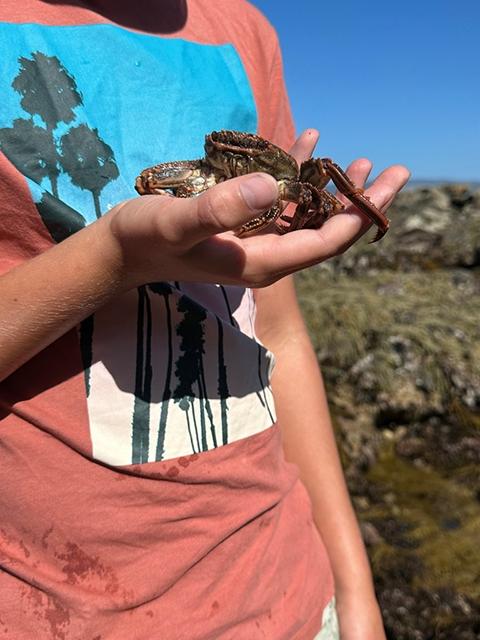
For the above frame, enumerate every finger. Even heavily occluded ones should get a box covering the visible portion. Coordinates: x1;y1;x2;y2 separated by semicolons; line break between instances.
241;164;410;277
343;157;372;189
336;163;410;240
288;128;319;165
335;157;372;205
360;164;411;213
151;172;278;248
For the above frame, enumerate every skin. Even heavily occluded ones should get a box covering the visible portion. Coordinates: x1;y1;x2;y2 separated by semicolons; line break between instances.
0;140;408;380
9;3;410;637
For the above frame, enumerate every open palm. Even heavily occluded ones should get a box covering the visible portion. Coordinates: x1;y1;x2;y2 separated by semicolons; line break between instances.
109;129;409;291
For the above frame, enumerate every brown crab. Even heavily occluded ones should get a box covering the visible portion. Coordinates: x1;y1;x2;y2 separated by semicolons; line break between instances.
135;130;389;241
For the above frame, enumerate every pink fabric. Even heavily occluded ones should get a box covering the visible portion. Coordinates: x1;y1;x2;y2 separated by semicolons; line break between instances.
1;425;334;639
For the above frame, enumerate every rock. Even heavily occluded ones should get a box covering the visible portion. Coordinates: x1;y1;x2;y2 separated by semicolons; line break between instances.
312;184;480;273
360;521;383;546
395;437;427;458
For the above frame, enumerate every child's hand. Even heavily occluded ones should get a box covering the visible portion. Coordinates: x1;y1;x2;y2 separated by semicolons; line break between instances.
106;130;409;290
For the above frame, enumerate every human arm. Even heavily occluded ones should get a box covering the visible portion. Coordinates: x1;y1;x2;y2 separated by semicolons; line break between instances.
255;275;386;639
254;136;409;639
0;148;400;383
0;173;275;381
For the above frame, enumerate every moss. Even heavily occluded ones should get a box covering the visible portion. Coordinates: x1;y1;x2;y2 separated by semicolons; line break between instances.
450;398;480;431
363;443;480;600
295;269;480;404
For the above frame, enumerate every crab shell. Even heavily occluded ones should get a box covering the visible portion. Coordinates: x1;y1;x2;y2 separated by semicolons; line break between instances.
204;130;300;181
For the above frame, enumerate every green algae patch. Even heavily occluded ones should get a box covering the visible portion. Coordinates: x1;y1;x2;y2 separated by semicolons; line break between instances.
364;443;480;601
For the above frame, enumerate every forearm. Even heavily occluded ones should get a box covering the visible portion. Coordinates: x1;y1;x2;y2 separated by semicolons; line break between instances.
0;171;279;383
0;213;123;382
269;332;375;598
254;277;375;599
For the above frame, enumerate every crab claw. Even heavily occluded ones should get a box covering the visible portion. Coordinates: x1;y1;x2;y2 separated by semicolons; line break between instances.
370;218;390;243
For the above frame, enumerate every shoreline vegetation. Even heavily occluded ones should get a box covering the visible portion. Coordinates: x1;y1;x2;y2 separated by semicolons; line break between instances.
295;183;480;639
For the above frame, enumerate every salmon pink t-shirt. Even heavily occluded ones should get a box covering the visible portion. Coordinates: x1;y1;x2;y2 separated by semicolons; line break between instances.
0;1;336;638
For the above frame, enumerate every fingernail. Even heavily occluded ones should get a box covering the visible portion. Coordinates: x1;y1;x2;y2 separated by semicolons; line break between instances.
239;173;278;212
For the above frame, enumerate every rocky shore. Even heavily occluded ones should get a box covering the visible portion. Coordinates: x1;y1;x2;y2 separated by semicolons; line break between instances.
295;184;480;639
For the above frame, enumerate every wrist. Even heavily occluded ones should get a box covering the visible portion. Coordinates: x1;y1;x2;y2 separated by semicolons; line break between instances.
335;590;386;640
335;575;381;617
101;203;150;291
80;209;137;294
105;197;173;290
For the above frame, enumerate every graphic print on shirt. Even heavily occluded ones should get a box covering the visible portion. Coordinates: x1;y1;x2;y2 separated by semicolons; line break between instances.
0;51;119;240
0;23;276;465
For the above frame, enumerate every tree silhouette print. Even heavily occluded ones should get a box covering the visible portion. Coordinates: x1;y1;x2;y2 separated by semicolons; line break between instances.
131;286;153;464
11;52;83;198
13;52;82;130
217;286;235;445
216;316;230;446
60;124;119;219
174;295;217;453
79;315;94;398
0;118;59;190
148;282;175;461
35;191;86;243
0;50;120;225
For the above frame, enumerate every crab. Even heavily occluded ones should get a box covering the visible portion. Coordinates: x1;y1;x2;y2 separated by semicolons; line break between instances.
135;130;389;241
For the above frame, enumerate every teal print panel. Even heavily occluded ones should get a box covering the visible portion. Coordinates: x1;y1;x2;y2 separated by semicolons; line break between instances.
0;23;257;227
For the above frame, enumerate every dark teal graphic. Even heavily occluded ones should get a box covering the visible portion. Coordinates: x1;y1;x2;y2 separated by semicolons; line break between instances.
35;191;86;243
11;52;82;199
173;294;217;454
59;123;119;220
216;315;230;446
148;282;175;461
130;285;154;464
0;51;120;230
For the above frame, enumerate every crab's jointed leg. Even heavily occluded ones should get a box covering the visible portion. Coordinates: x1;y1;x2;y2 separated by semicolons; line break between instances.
135;160;210;197
234;200;282;237
276;180;344;233
236;179;323;236
300;158;390;242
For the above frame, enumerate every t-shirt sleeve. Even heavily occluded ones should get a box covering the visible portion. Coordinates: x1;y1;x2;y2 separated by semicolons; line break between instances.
233;3;296;152
257;36;296;152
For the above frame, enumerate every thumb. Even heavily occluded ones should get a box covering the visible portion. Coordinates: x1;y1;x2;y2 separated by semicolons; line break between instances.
158;172;278;248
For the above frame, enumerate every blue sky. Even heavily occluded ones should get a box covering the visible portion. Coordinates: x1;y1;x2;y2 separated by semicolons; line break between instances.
252;0;480;182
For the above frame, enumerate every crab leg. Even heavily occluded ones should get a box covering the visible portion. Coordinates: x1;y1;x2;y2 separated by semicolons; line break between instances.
237;180;321;236
300;158;390;242
276;181;343;233
323;159;389;242
135;160;209;197
234;200;282;236
277;182;313;232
